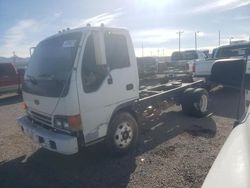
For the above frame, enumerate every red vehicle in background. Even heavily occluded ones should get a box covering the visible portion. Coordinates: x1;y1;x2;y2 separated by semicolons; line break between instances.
0;63;25;95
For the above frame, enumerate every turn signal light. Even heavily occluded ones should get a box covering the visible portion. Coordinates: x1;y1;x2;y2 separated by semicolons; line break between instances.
22;102;28;110
67;115;82;130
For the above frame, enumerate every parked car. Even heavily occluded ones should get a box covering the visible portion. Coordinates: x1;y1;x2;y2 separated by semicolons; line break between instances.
0;63;24;95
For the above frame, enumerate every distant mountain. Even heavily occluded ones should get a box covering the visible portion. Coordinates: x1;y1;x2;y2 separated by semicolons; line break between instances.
0;56;29;63
0;56;29;69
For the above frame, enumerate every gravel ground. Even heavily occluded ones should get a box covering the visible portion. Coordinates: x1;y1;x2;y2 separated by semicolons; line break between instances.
0;88;240;188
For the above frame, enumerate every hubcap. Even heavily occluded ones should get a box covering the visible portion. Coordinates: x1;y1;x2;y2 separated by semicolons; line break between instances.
194;94;208;112
200;94;208;112
114;122;133;149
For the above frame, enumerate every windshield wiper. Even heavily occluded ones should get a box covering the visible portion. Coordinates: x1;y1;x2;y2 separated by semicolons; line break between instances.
38;73;64;84
26;75;38;85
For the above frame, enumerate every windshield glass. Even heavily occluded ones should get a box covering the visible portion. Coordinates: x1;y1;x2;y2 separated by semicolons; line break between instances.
171;52;183;61
23;32;82;97
215;44;250;59
184;51;198;60
171;51;198;61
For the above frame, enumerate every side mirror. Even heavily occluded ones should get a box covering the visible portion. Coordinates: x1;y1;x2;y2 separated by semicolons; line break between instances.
29;47;35;57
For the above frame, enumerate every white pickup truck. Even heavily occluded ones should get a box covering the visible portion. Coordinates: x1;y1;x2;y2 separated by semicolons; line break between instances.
202;56;250;188
18;26;209;155
170;50;207;73
194;43;250;88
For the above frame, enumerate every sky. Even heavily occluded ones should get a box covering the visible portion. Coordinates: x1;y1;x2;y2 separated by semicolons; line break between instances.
0;0;250;57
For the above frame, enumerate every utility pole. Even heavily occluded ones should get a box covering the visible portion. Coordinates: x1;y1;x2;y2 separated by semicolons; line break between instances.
218;30;221;46
177;31;184;52
13;51;16;64
195;31;199;51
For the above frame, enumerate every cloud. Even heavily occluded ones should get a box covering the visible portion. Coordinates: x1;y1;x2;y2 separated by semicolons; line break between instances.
233;15;250;20
0;19;40;57
132;28;192;45
190;0;250;13
4;19;38;48
54;11;62;18
74;8;123;27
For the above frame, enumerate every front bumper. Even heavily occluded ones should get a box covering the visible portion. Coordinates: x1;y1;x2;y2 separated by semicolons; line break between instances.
17;116;78;155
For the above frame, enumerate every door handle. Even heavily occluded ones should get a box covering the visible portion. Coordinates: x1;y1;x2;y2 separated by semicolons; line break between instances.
126;83;134;90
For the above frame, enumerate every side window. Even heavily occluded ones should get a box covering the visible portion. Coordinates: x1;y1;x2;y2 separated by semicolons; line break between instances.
104;33;130;70
81;34;107;93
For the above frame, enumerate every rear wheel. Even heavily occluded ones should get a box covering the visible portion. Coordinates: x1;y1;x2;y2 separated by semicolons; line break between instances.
181;88;209;117
106;112;138;155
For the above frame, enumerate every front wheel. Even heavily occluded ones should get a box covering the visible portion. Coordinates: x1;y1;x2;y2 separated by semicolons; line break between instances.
106;112;138;155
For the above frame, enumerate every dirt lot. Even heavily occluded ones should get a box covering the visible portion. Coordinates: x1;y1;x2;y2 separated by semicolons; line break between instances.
0;89;240;188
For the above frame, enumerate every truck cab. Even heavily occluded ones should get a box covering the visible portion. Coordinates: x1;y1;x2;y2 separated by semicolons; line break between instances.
19;27;139;154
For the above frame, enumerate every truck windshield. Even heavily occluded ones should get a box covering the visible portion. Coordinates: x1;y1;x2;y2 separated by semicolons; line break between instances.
171;51;198;61
23;32;82;97
215;44;250;59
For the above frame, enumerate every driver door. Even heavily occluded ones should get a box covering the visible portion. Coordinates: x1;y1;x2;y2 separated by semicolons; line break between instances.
77;30;138;144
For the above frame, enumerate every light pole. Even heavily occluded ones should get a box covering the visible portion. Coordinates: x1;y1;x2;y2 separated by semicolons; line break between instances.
195;31;200;51
229;37;234;44
177;31;184;52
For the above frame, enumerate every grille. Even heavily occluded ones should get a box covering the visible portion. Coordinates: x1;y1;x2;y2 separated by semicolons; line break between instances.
28;110;52;127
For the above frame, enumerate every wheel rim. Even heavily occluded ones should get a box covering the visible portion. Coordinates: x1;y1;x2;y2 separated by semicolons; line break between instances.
114;122;133;149
199;94;208;112
194;94;208;112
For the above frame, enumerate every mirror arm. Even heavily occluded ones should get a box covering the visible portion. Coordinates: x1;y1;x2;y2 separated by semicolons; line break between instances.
106;66;113;84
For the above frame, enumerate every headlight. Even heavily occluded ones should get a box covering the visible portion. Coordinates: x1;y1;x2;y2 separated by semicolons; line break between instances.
54;115;81;131
22;102;28;111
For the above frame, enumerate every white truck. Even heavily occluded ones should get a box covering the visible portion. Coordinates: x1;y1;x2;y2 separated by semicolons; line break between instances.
18;26;209;155
170;50;207;73
202;56;250;188
194;43;250;89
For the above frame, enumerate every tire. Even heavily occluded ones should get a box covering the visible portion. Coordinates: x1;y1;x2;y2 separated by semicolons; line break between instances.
181;88;195;114
191;88;209;117
181;88;209;117
106;112;138;155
